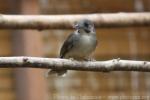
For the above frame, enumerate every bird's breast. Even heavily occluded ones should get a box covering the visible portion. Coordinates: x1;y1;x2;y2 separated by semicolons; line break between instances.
67;34;96;59
78;35;95;49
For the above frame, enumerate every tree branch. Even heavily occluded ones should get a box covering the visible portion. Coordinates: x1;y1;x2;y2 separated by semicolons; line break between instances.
0;57;150;72
0;13;150;30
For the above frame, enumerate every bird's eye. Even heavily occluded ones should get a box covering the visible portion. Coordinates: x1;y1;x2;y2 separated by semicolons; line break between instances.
84;22;89;27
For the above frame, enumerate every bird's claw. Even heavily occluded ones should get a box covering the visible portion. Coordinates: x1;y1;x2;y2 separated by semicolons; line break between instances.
84;58;96;62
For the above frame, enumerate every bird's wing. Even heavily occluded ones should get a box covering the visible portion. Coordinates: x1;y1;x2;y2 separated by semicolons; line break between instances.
59;32;78;58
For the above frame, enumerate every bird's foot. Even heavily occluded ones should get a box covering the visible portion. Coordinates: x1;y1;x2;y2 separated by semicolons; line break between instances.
69;58;75;61
84;58;96;62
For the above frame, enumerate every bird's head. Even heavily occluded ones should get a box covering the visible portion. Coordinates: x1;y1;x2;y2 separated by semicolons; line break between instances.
74;19;95;34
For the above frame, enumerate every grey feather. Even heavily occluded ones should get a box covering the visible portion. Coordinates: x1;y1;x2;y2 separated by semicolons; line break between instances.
60;32;79;58
46;19;97;77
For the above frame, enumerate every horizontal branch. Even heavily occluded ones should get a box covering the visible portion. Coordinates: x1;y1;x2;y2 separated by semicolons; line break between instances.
0;57;150;72
0;13;150;30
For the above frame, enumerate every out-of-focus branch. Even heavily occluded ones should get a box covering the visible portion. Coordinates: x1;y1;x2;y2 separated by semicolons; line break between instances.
0;57;150;72
0;13;150;30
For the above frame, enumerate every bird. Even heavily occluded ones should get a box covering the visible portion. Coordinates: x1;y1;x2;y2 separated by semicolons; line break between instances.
46;19;97;77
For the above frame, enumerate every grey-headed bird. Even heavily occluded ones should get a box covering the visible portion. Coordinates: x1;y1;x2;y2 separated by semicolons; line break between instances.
46;19;97;77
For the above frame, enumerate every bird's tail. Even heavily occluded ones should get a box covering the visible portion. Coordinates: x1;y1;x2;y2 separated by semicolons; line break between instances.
45;69;67;77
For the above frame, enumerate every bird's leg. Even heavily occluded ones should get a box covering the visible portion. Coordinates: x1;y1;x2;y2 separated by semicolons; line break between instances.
69;58;75;61
84;57;96;62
